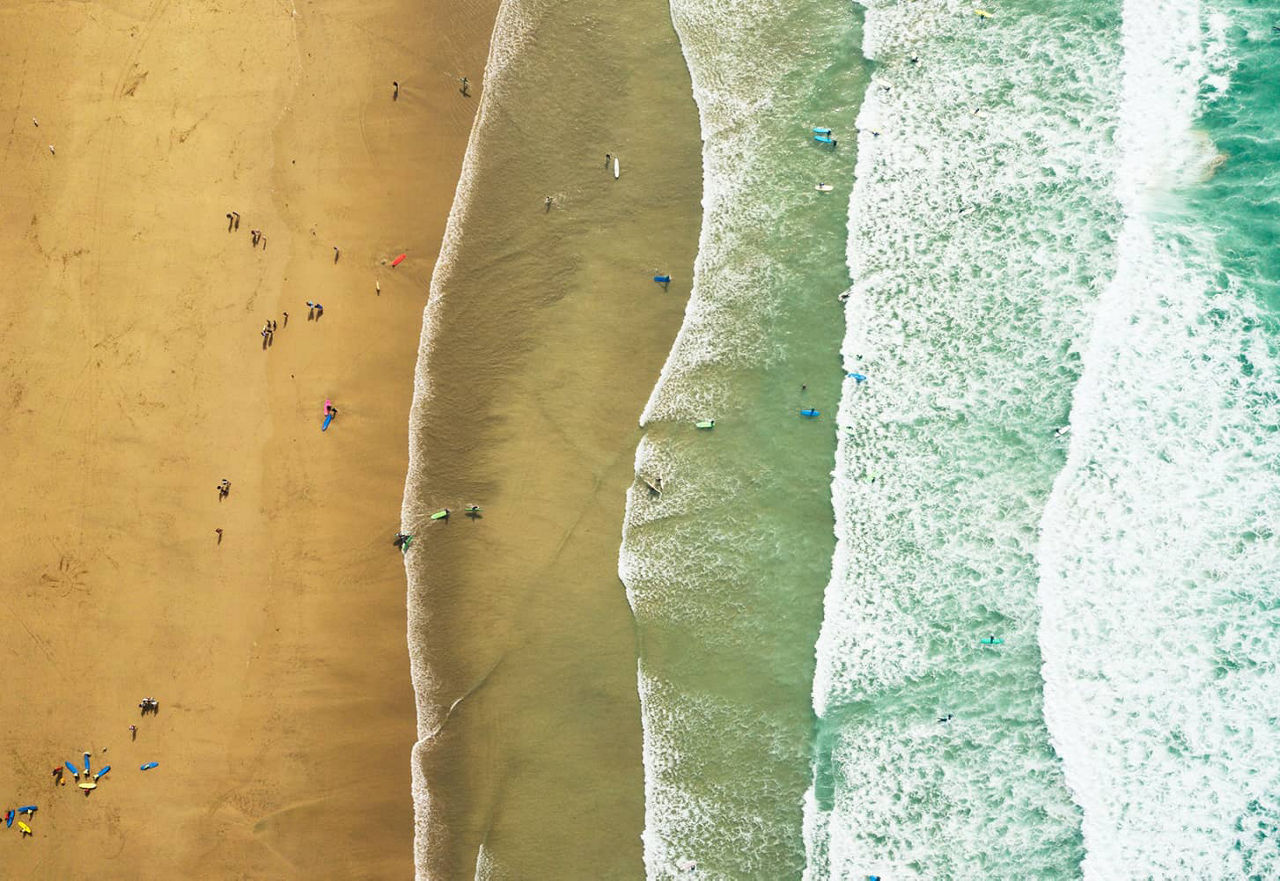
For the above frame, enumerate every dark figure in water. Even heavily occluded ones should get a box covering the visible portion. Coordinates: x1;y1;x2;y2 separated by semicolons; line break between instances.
460;76;469;96
393;532;411;548
938;713;953;724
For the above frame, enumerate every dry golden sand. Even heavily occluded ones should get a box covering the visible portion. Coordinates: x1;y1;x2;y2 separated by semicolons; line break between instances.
0;0;495;876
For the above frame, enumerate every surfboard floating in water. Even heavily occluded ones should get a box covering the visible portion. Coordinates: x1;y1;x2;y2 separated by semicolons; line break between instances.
695;420;715;430
430;509;450;521
816;183;834;192
391;253;406;267
812;127;832;135
980;637;1004;645
800;409;820;418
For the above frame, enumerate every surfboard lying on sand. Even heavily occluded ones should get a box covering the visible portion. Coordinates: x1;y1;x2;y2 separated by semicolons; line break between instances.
613;157;620;179
65;761;79;777
17;821;31;836
139;762;159;771
17;806;36;815
5;811;13;828
322;413;334;431
94;766;111;781
391;253;406;267
654;275;671;284
78;781;97;790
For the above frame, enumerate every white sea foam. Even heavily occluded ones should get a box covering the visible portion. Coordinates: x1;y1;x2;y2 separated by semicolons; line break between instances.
808;1;1125;876
1037;1;1280;876
400;1;539;878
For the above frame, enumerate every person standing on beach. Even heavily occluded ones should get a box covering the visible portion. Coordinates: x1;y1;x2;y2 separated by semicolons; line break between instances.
460;76;469;96
393;81;400;100
545;195;553;212
605;153;611;168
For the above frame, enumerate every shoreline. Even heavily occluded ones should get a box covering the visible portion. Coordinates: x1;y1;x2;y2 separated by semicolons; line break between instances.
402;0;704;875
0;0;496;875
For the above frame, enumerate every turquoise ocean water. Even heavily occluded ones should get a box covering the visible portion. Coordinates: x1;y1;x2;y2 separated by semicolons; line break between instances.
414;0;1280;876
618;0;1280;878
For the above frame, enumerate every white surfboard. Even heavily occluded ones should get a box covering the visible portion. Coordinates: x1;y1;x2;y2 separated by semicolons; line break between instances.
613;157;620;179
815;183;834;192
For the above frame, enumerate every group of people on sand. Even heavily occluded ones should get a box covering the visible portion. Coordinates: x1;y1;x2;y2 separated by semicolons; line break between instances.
137;697;159;715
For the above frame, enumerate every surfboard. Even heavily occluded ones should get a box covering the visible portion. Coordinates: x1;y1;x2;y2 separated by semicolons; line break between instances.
653;275;671;283
430;509;450;521
83;753;91;776
814;135;835;144
94;766;111;781
77;781;97;790
980;637;1004;645
815;184;834;192
17;806;36;815
800;408;820;417
65;761;79;777
391;253;406;267
812;127;832;135
4;810;12;828
401;535;413;551
695;420;715;429
140;762;159;771
322;413;334;431
613;157;620;179
17;821;31;835
847;372;867;382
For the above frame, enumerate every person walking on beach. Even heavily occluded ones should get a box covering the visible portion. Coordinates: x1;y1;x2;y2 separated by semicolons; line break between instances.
393;80;400;100
459;76;469;96
215;527;223;544
129;724;137;741
232;211;240;230
605;153;611;168
227;212;235;231
544;195;553;212
52;766;62;785
333;245;340;263
282;311;289;326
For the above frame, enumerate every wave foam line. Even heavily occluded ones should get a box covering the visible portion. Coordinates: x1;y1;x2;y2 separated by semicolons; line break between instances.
1037;0;1280;876
399;2;540;878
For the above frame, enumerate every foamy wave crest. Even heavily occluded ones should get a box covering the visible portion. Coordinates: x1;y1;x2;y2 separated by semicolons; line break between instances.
400;2;540;878
638;0;808;426
1038;1;1280;876
808;0;1125;875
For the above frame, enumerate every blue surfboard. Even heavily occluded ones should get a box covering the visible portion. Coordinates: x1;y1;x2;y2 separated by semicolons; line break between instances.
94;766;111;781
800;408;820;418
847;372;867;383
653;275;671;284
812;127;832;135
140;762;159;771
65;761;80;777
814;135;835;144
4;810;12;828
322;412;334;431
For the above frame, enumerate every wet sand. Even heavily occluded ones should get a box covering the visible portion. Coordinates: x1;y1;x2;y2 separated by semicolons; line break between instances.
0;0;495;876
403;0;703;877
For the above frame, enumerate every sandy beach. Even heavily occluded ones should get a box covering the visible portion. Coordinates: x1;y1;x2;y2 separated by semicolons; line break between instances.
0;0;495;876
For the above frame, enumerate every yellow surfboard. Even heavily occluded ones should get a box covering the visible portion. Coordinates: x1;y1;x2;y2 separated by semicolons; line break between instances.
17;821;31;835
975;8;993;17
